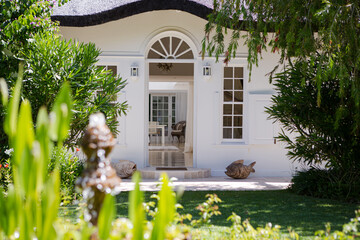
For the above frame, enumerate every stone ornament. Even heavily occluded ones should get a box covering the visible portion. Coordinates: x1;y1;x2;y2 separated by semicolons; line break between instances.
225;160;256;179
111;160;137;179
76;113;121;227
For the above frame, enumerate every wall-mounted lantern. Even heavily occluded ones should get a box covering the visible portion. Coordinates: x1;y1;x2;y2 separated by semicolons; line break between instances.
130;65;139;80
203;64;211;80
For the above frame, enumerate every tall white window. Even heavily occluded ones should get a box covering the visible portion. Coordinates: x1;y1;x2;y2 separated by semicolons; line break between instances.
223;66;244;140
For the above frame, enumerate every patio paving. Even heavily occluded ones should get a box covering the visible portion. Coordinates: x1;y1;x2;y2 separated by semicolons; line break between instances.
118;176;292;191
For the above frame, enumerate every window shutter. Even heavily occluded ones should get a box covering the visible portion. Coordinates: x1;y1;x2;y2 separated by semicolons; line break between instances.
249;93;277;144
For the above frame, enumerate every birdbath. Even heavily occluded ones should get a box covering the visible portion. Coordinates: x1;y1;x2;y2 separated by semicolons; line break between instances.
76;113;122;226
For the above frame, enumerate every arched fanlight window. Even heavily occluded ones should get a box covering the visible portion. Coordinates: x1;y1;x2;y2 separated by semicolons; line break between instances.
147;36;194;59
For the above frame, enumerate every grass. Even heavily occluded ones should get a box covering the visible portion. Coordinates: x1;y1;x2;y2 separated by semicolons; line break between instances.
60;190;360;238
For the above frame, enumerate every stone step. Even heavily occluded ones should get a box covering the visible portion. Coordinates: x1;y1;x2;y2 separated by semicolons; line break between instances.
139;167;211;179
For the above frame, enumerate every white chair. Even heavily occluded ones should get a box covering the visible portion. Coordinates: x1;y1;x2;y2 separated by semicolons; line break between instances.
148;121;159;144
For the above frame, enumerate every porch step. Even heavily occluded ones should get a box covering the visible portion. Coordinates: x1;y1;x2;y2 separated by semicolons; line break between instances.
139;167;211;179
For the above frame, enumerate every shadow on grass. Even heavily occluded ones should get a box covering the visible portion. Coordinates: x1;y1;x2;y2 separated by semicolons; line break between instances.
114;190;359;237
60;190;360;237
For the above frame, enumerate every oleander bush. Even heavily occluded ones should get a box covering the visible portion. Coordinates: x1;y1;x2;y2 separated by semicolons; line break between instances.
266;56;360;202
0;0;128;161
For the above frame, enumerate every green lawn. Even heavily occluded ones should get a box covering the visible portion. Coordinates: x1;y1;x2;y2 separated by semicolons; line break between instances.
60;190;360;238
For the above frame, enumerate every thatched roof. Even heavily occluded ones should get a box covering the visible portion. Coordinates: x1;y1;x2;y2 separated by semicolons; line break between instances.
51;0;213;27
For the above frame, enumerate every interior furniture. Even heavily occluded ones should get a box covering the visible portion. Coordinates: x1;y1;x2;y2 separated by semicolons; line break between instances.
171;121;186;142
149;121;166;146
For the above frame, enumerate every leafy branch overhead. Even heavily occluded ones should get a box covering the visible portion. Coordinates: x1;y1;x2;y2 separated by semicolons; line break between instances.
203;0;360;129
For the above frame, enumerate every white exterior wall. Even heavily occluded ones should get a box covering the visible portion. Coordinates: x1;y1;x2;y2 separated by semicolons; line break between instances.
59;10;298;177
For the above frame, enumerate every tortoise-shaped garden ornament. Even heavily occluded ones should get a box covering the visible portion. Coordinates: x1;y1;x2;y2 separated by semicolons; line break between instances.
225;160;256;179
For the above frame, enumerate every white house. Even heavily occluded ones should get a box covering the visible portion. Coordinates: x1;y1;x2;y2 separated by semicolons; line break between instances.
52;0;298;178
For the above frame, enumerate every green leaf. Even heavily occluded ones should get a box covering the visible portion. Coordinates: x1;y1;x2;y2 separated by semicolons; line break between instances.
35;107;52;189
0;78;8;107
129;172;144;240
49;82;72;144
98;194;116;240
13;99;35;194
40;169;60;240
4;61;24;140
150;173;176;240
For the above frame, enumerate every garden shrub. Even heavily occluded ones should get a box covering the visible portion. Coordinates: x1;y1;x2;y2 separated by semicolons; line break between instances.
267;55;360;201
0;0;128;160
290;168;360;203
49;147;84;205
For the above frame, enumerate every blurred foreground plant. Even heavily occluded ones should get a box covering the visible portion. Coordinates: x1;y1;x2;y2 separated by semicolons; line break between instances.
0;62;72;239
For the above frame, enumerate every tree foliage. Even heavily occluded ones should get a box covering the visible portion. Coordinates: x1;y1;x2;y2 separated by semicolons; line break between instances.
203;0;360;162
267;56;360;176
203;0;360;130
0;0;127;159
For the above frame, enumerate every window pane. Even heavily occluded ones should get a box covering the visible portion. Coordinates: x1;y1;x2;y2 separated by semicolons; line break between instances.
223;128;232;139
234;104;243;114
224;67;233;78
234;67;243;78
164;110;168;116
224;91;233;102
224;79;233;90
234;79;243;90
107;65;117;76
164;103;168;109
223;116;232;127
97;65;105;70
223;104;232;114
234;91;243;102
234;116;242;127
152;110;156;116
233;128;242;139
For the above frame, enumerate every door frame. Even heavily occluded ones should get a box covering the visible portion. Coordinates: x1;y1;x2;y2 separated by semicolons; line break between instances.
144;60;196;167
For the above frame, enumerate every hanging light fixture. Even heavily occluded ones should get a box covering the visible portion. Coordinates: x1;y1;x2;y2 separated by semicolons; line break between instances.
157;62;173;72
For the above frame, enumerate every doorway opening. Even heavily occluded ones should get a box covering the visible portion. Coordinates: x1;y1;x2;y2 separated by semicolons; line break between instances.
145;32;196;168
148;63;193;167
